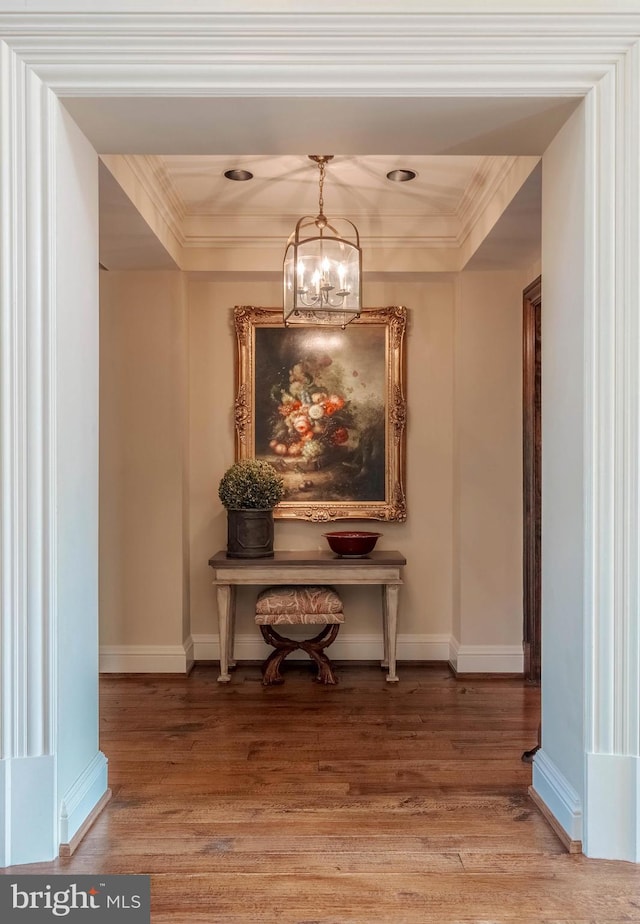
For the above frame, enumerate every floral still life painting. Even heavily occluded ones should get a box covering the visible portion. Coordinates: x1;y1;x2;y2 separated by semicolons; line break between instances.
233;306;407;522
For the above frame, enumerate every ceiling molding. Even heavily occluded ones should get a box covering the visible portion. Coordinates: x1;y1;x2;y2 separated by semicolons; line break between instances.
457;157;511;227
458;155;540;268
1;11;636;96
179;215;461;249
140;156;187;226
179;234;461;251
3;0;640;13
101;153;532;264
457;155;538;245
100;154;185;263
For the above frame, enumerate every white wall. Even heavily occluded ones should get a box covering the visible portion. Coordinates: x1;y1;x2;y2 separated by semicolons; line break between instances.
533;102;586;840
55;106;108;848
0;39;108;867
0;86;108;862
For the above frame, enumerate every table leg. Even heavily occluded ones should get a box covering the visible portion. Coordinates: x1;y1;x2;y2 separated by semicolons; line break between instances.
380;584;389;669
216;583;232;682
228;585;237;670
384;584;399;682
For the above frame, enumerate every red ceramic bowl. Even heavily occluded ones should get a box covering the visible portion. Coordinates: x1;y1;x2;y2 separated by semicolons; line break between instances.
323;530;382;557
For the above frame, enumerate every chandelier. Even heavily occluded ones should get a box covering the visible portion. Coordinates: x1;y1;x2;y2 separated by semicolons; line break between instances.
283;155;362;328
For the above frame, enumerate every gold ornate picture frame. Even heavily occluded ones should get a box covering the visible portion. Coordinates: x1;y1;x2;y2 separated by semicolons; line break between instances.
234;306;407;522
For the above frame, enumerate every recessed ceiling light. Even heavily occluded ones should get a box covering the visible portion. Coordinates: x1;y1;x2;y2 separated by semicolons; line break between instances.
224;169;254;181
386;169;417;183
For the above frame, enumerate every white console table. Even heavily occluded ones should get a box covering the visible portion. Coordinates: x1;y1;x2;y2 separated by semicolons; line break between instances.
208;549;406;683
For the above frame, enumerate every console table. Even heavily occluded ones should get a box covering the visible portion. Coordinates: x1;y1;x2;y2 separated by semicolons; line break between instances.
208;550;406;683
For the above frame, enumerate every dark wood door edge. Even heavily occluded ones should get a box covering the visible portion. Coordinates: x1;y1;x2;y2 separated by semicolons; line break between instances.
522;276;542;686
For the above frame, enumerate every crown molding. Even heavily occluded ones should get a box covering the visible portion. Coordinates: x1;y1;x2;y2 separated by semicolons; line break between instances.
1;11;638;96
180;216;460;249
102;152;530;265
457;157;515;230
140;155;186;226
100;153;185;261
2;1;640;13
458;155;540;263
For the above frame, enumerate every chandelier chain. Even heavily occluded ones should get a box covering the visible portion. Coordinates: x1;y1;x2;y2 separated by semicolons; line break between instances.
317;160;325;218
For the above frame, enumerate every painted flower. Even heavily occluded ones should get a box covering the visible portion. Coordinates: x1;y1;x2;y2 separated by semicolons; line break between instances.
278;398;301;416
293;415;312;435
268;356;352;467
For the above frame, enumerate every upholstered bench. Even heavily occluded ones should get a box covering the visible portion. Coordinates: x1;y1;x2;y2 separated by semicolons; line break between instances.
255;585;344;685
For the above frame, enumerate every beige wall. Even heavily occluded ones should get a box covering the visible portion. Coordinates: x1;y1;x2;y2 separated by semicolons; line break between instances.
100;270;188;648
100;265;531;666
188;277;456;645
453;269;526;648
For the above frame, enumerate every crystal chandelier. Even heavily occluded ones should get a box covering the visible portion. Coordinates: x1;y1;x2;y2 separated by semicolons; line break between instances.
283;155;362;328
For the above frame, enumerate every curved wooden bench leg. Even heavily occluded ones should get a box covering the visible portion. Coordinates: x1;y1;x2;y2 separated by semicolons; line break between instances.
299;624;341;685
259;625;299;685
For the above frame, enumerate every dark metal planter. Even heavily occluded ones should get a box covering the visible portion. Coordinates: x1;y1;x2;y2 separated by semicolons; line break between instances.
226;508;274;559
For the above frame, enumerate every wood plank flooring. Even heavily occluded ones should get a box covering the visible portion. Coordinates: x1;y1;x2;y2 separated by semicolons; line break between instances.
5;664;640;923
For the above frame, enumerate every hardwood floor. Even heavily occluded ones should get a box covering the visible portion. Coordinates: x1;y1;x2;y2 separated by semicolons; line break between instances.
5;664;640;922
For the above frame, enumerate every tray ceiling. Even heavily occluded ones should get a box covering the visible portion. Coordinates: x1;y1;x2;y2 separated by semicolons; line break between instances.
99;153;541;273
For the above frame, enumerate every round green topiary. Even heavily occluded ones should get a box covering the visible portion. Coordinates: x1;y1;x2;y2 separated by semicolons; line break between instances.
218;459;285;510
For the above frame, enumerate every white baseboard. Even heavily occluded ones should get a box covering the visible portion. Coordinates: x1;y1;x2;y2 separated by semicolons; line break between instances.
100;635;522;673
190;632;451;663
99;643;192;673
532;748;583;844
59;751;109;847
449;637;523;673
398;633;451;662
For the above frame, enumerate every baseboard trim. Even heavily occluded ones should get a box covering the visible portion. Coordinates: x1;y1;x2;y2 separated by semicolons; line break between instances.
99;644;191;673
531;748;583;847
449;637;524;674
59;788;112;858
100;635;524;674
59;751;110;848
191;632;451;664
529;785;582;854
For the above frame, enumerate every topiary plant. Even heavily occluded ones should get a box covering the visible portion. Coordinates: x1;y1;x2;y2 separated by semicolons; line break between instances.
218;459;285;510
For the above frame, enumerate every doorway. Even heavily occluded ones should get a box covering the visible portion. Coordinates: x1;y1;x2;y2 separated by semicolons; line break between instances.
4;7;637;864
